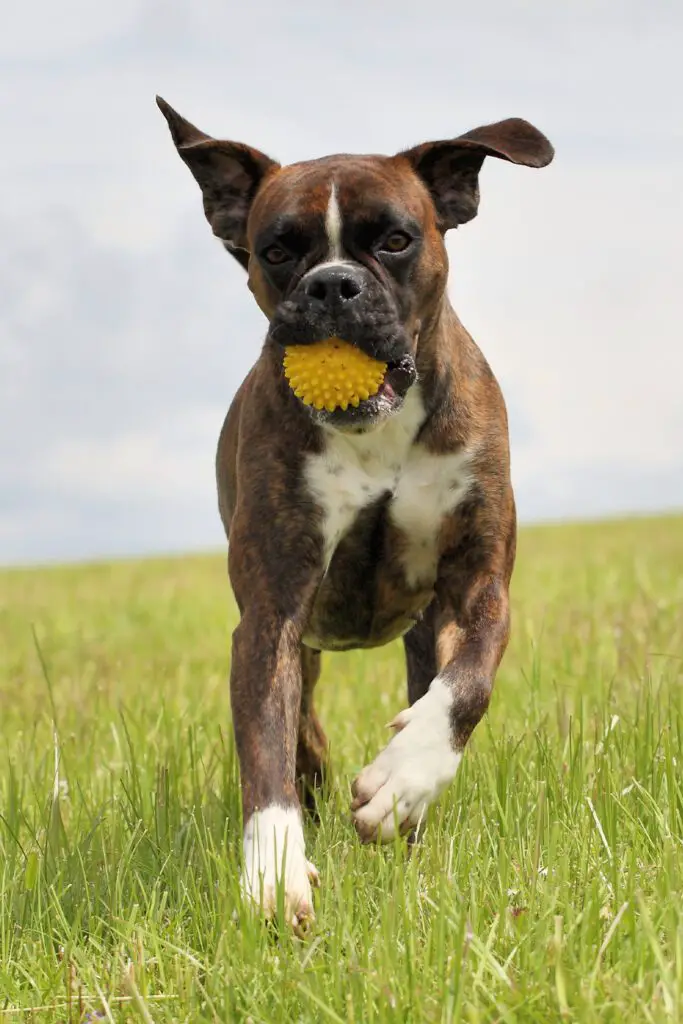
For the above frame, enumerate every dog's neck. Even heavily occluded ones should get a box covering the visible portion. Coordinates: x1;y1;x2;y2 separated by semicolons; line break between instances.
411;290;475;426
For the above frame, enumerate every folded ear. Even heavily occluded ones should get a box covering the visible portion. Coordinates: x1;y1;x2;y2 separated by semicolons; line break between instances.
401;117;554;230
156;96;280;268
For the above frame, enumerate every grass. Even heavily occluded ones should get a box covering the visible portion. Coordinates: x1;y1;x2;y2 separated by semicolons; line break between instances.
0;514;682;1022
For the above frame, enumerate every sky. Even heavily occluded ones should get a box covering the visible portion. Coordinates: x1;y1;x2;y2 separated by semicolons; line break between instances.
2;0;682;566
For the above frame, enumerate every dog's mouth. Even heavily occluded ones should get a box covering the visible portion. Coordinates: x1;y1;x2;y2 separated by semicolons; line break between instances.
305;353;417;430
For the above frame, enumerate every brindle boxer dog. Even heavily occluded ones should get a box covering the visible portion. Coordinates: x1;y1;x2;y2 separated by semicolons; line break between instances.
157;96;553;930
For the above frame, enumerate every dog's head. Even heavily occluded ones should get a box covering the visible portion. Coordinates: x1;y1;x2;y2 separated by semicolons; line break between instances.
157;97;553;430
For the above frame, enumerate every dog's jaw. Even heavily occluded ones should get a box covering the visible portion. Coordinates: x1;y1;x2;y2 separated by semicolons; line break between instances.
241;806;319;930
305;353;419;432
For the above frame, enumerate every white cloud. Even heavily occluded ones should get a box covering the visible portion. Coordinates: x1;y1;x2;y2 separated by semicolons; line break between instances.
44;412;222;502
1;0;681;564
3;0;139;59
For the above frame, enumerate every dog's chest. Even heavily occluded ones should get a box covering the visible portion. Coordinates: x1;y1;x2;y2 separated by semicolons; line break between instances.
304;388;472;592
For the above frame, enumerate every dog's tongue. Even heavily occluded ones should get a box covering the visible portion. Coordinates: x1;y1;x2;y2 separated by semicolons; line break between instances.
384;355;417;397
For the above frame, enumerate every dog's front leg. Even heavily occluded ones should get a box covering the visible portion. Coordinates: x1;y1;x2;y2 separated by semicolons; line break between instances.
229;537;322;928
351;571;510;842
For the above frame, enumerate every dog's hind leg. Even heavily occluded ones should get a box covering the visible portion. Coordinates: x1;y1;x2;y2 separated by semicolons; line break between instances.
403;600;438;706
296;647;328;814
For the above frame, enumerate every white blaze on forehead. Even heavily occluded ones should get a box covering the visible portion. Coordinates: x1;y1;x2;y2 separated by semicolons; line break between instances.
325;182;343;259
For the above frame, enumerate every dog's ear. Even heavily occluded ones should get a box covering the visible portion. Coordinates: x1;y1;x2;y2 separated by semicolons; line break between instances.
401;118;553;230
156;96;280;269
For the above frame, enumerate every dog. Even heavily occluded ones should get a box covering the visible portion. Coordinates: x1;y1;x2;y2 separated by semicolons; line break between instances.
157;96;553;929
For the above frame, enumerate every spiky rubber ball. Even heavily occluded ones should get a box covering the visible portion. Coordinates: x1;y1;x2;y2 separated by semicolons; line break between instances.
283;338;387;412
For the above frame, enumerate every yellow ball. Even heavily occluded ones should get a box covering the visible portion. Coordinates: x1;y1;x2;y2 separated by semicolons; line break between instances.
283;338;387;412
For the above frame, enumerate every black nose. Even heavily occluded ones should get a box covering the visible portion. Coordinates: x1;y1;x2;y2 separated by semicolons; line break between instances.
303;264;364;304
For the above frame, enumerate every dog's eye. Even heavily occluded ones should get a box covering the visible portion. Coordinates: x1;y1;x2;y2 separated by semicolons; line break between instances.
262;245;290;265
380;231;412;254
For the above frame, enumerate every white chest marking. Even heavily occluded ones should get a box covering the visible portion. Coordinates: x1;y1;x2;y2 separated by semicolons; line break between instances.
325;183;343;259
304;386;473;587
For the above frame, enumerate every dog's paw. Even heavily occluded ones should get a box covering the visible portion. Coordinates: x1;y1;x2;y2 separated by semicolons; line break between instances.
351;678;461;842
240;806;318;931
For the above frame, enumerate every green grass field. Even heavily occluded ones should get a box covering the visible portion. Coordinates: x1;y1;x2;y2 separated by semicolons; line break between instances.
1;515;682;1022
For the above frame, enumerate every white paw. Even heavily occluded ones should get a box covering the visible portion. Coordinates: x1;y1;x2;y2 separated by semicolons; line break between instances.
240;806;319;929
351;677;461;842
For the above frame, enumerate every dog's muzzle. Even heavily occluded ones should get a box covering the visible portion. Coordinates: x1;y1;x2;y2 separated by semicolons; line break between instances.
270;261;417;428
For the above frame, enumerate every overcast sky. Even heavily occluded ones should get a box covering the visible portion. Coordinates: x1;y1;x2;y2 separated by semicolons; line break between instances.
2;1;682;565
